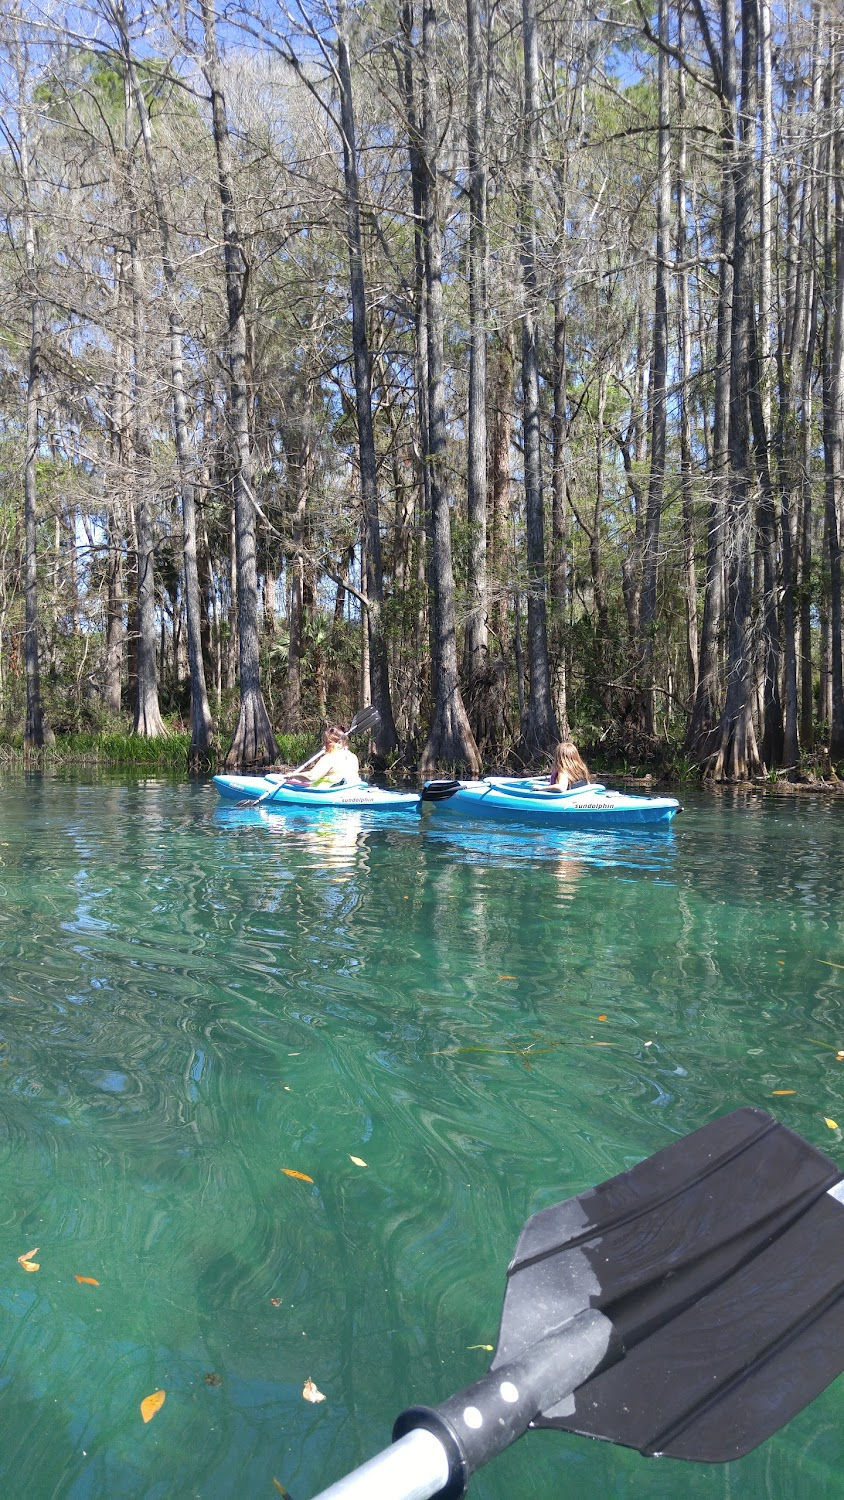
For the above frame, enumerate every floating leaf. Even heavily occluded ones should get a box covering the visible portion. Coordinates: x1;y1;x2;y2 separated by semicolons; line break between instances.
467;1344;493;1351
204;1373;222;1387
17;1247;39;1272
771;1090;796;1096
597;1015;608;1022
74;1275;99;1286
498;975;517;981
140;1390;166;1423
281;1169;314;1183
273;1479;292;1497
349;1156;367;1168
825;1118;839;1131
271;1297;282;1307
302;1377;326;1404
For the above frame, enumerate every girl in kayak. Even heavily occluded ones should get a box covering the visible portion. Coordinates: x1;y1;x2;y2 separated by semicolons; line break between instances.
550;741;591;791
286;726;360;788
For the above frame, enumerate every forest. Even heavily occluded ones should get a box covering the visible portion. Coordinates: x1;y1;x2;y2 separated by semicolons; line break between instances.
0;0;842;780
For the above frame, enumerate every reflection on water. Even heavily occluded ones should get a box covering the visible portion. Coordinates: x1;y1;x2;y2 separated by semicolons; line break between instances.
0;776;843;1499
259;807;365;873
420;806;680;878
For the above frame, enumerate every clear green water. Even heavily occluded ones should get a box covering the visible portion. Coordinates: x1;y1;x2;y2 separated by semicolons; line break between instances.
1;775;844;1500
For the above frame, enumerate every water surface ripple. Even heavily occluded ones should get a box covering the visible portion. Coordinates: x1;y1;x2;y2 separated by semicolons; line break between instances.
0;775;843;1498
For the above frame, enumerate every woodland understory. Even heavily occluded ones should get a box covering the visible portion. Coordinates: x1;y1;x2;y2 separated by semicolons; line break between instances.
1;0;844;783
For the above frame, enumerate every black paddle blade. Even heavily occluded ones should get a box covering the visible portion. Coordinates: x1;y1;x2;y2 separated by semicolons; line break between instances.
495;1108;844;1462
420;779;462;802
348;706;380;736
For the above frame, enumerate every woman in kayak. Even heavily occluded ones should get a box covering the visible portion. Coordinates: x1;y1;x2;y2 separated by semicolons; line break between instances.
549;741;591;792
286;726;361;788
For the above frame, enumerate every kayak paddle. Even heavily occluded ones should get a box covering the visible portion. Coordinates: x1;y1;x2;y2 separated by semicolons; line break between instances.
244;707;381;806
308;1107;844;1498
419;779;463;802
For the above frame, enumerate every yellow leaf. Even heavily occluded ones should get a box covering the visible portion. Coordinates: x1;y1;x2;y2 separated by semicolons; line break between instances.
17;1247;38;1266
498;975;517;981
825;1118;839;1130
140;1390;166;1423
349;1156;367;1168
772;1090;796;1096
302;1377;326;1404
74;1275;99;1286
597;1014;608;1022
281;1169;314;1183
467;1344;493;1351
17;1247;39;1272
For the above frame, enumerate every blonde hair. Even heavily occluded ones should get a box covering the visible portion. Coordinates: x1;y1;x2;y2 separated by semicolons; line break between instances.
552;741;590;784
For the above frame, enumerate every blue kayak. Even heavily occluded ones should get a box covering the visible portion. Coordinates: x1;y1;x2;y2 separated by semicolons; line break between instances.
422;776;680;830
213;774;420;811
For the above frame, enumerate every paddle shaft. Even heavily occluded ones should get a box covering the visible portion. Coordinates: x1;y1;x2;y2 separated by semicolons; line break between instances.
308;1309;613;1499
308;1430;449;1500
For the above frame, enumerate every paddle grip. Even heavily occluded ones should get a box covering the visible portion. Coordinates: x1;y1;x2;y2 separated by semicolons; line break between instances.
393;1307;617;1498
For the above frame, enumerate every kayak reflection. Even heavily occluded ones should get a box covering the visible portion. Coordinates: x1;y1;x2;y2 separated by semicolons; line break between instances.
421;811;679;878
258;806;364;873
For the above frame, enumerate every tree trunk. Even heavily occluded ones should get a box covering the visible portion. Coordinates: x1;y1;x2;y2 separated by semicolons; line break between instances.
463;0;489;713
489;327;514;658
105;251;128;719
284;436;310;727
18;47;51;749
800;21;824;750
201;0;278;769
753;0;782;770
713;0;763;780
124;36;215;766
639;0;671;738
749;320;782;766
822;44;844;758
551;293;569;737
418;0;481;777
677;17;699;708
336;3;398;756
125;67;167;740
687;0;737;758
518;0;558;756
398;0;431;743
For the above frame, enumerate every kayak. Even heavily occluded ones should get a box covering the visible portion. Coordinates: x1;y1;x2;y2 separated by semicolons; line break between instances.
422;776;680;829
212;774;420;811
